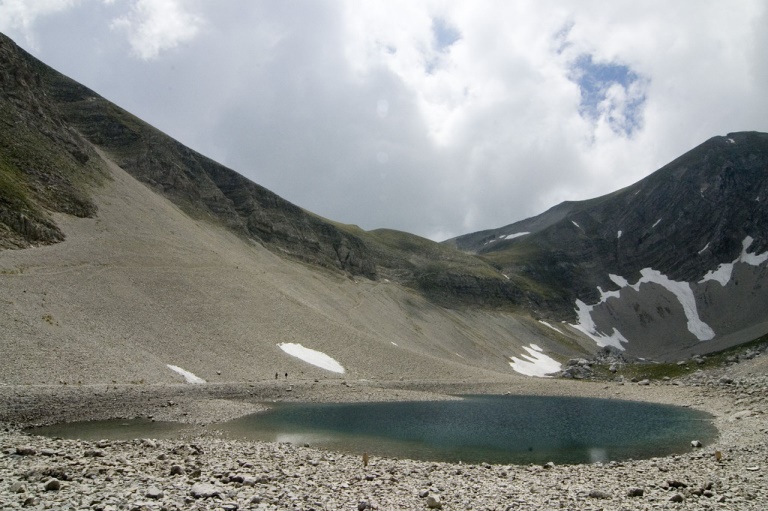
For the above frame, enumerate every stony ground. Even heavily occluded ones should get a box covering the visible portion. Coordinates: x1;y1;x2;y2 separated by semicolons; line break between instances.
1;356;766;510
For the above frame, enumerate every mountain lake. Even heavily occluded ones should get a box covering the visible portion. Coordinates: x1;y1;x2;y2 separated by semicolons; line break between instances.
28;395;716;465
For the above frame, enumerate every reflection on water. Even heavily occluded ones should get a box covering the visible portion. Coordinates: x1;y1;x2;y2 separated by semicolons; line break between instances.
28;418;193;441
27;395;717;466
588;447;608;463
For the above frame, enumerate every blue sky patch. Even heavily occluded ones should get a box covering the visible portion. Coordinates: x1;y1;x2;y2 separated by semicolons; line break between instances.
570;54;647;136
432;18;461;52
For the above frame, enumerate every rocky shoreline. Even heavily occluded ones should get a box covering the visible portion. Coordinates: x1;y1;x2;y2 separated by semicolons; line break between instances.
1;362;766;510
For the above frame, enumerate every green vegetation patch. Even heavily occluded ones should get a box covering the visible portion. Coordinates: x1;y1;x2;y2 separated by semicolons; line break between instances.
594;333;768;381
0;157;33;210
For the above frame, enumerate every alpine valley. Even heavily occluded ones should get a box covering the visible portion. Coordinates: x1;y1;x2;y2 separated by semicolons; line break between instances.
1;31;767;385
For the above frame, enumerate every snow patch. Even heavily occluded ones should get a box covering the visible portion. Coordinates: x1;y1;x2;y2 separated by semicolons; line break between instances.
571;299;629;350
538;320;564;334
700;263;733;286
633;268;714;341
597;286;621;302
609;274;629;288
740;236;768;266
572;263;719;346
617;230;622;239
572;221;581;229
167;365;206;384
652;218;662;229
726;137;736;144
278;343;345;373
509;344;561;378
583;238;767;343
700;236;768;286
391;342;398;346
500;232;530;240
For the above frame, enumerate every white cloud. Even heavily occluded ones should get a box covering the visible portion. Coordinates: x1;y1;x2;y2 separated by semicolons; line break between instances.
110;0;203;60
2;1;767;240
0;0;81;47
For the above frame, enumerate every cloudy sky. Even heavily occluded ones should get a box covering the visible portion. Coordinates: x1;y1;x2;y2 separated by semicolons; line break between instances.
2;1;767;240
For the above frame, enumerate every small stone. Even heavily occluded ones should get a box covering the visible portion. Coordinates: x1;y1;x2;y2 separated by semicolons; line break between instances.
588;490;610;499
426;495;443;509
221;504;239;511
667;480;687;488
691;440;703;448
146;486;164;499
543;461;555;469
419;489;430;498
44;478;61;491
637;379;650;386
170;464;185;476
358;501;371;511
190;482;221;498
15;446;36;456
10;481;26;493
22;496;38;507
669;493;685;503
627;487;644;497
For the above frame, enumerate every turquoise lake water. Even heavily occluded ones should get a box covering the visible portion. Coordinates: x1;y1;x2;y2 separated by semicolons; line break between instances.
29;395;717;465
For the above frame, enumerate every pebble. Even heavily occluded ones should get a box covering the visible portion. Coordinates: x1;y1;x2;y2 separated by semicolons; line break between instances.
44;478;61;491
426;494;443;509
146;486;164;499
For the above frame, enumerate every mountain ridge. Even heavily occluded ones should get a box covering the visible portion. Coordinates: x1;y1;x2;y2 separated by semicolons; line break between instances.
1;31;767;383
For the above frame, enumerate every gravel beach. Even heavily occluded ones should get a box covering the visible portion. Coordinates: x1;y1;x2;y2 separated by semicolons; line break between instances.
1;355;766;510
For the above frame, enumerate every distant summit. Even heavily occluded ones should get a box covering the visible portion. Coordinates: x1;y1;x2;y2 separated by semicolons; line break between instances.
447;131;768;359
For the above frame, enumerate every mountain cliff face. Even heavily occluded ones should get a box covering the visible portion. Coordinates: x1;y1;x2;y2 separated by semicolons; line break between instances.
448;131;768;359
0;34;102;249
